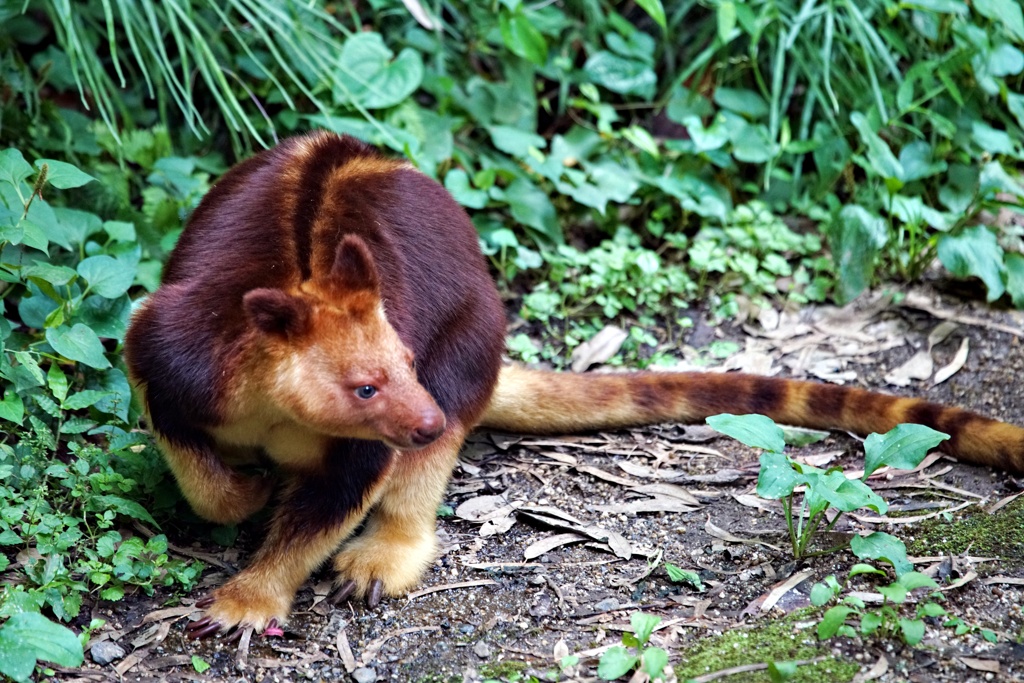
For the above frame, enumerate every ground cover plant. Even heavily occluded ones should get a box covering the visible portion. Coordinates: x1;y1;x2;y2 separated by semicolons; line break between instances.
1;0;1024;680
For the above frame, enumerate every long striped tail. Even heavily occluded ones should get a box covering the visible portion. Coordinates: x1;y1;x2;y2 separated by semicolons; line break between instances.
477;366;1024;472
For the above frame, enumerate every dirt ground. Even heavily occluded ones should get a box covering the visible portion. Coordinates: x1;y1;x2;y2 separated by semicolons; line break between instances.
54;286;1024;683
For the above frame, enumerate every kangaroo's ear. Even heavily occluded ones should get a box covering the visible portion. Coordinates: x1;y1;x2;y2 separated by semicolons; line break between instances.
243;288;311;337
332;235;380;294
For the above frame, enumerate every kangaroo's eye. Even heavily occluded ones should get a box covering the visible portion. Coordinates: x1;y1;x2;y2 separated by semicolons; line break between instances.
355;385;377;400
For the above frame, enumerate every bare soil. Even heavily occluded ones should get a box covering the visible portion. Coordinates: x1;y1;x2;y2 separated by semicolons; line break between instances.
56;287;1024;683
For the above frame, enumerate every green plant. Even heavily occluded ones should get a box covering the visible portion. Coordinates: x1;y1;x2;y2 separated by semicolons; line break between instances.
707;415;948;560
0;148;202;649
813;564;943;646
0;612;84;682
598;612;669;682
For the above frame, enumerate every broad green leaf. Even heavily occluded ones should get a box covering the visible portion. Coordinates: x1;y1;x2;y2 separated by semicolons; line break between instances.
487;125;546;156
582;51;656;98
0;612;84;683
828;204;888;304
936;225;1005;302
767;661;798;683
851;532;913;577
780;426;829;448
863;424;949;478
898;571;939;591
635;0;666;30
756;452;800;500
91;495;158;527
817;606;855;639
731;123;777;163
717;1;737;43
973;0;1024;42
46;363;68;404
971;121;1015;155
714;88;769;119
103;220;136;242
45;324;111;369
642;646;669;679
630;612;661;644
810;582;835;606
597;645;637;680
879;581;911;603
890;195;951;231
850;112;904;188
23;262;77;287
444;170;488;209
499;12;548;66
77;255;135;299
860;610;884;635
898;141;947;182
496;178;561;243
335;32;423;110
920;602;947;618
89;368;132;422
0;149;33;189
899;618;926;645
817;474;887;514
682;114;730;152
62;389;113;411
707;413;786;453
1005;253;1024;308
0;390;24;425
665;563;704;590
979;161;1024;198
192;655;211;674
849;563;887;578
34;160;95;189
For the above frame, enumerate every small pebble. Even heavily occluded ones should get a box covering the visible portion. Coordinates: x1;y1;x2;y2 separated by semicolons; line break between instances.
90;641;126;666
594;597;619;611
352;666;377;683
473;641;492;658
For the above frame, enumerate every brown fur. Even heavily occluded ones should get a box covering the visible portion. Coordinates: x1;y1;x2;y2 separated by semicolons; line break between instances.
123;131;1024;634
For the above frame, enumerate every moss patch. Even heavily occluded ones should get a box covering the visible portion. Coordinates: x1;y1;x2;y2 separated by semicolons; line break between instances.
907;498;1024;564
674;611;859;683
479;660;529;680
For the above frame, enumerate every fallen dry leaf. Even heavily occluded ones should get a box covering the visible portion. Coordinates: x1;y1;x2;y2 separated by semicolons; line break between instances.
758;569;815;613
571;325;628;372
852;655;888;682
630;483;701;505
523;532;588;560
884;350;933;387
704;517;780;551
988;491;1024;513
958;657;1000;673
591;496;700;514
455;495;515;522
933;336;969;385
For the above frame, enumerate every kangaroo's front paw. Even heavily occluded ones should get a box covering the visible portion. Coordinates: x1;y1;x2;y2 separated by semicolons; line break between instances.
186;573;292;638
330;529;437;606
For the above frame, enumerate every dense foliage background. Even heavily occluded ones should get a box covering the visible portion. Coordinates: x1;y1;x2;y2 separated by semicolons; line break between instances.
0;0;1022;677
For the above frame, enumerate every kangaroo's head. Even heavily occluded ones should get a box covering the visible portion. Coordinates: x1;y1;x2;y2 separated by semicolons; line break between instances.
242;235;445;450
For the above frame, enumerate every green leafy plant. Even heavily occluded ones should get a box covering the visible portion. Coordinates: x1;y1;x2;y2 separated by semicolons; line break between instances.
707;415;949;559
813;564;943;646
0;148;202;650
0;612;84;683
597;612;669;682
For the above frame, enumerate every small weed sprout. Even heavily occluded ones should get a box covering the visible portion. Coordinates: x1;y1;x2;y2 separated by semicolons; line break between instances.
597;612;670;682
